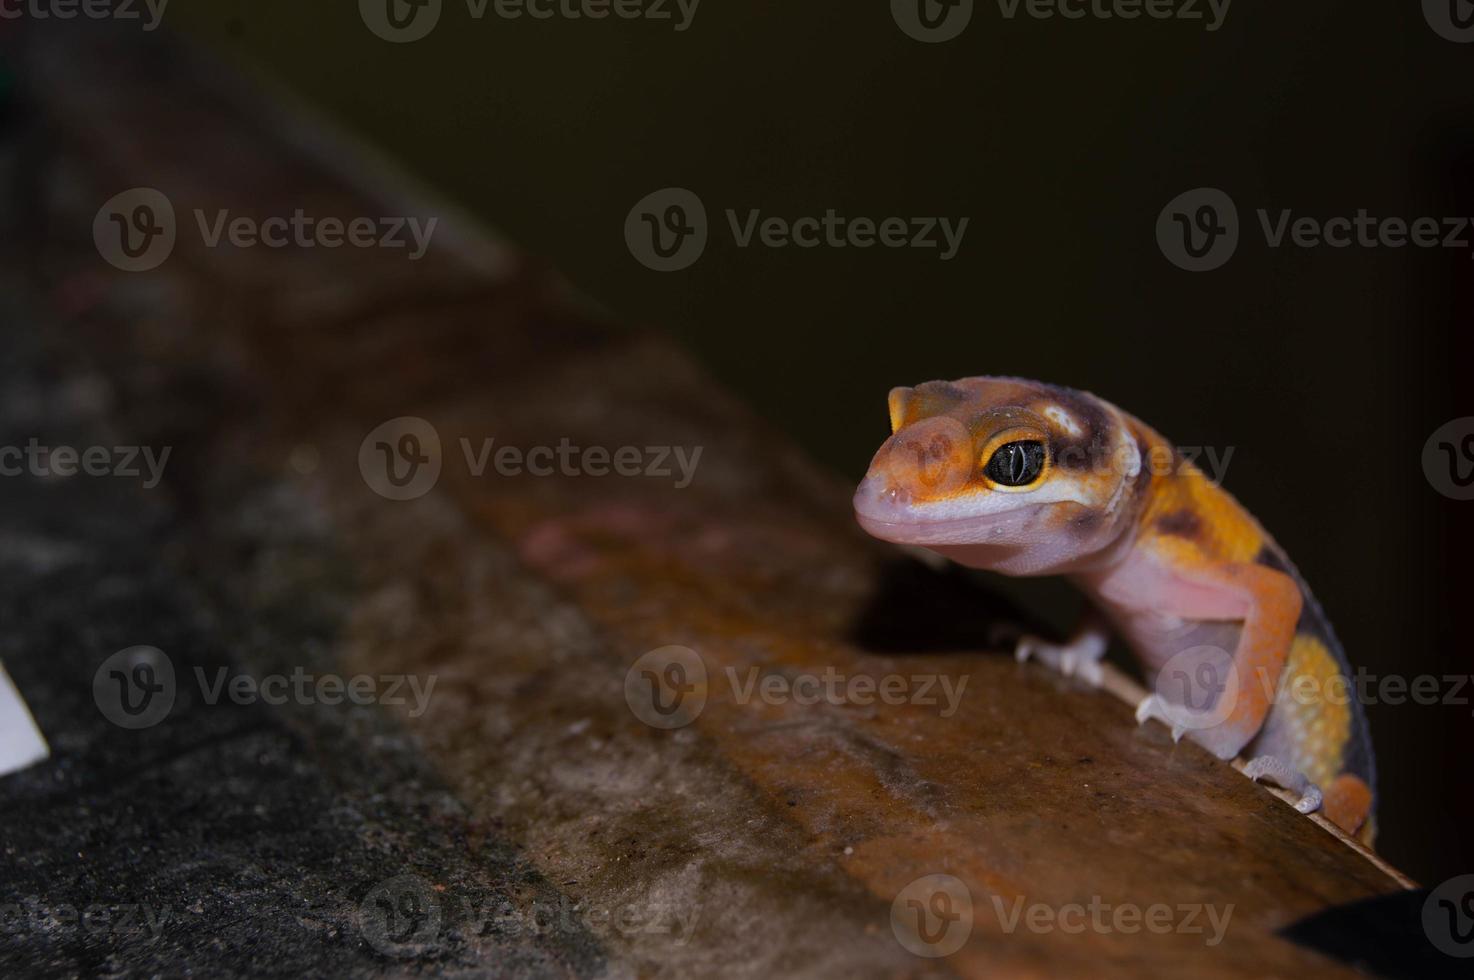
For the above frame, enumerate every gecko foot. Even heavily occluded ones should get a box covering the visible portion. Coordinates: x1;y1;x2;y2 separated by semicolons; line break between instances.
1243;755;1323;814
1015;632;1107;687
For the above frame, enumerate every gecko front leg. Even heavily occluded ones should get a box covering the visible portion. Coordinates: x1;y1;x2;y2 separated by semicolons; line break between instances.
1092;552;1302;760
1102;554;1329;813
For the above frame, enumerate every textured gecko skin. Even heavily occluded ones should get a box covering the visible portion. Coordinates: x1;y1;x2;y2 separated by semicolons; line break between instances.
852;377;1377;844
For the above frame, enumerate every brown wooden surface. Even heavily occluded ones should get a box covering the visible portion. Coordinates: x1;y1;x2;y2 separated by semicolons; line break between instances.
5;23;1409;979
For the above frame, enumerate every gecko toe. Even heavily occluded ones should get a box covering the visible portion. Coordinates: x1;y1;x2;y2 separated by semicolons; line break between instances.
1244;755;1323;815
1017;635;1105;688
1135;694;1168;726
1294;786;1324;814
1014;639;1034;664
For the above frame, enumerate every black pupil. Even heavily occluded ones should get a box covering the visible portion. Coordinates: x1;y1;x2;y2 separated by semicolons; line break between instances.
985;441;1045;486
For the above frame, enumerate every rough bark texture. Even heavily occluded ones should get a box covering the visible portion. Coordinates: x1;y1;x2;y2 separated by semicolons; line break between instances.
0;23;1414;980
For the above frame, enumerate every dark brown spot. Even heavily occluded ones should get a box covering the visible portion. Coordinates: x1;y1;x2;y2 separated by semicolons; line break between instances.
1041;385;1113;472
1069;508;1104;536
1155;509;1202;538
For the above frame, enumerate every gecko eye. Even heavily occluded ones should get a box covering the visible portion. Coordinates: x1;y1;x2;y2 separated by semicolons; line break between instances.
984;441;1045;487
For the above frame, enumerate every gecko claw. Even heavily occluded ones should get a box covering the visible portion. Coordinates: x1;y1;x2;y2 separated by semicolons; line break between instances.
1135;694;1168;726
1136;696;1203;745
1061;651;1105;686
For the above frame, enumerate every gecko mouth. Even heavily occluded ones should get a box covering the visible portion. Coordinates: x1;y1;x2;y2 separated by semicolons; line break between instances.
852;480;1044;546
854;509;1039;546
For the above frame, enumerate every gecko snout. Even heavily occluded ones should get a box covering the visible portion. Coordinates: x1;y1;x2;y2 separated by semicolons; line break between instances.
863;415;975;502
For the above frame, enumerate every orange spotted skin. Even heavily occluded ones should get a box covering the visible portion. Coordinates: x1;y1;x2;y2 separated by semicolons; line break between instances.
1134;427;1264;566
854;379;1377;844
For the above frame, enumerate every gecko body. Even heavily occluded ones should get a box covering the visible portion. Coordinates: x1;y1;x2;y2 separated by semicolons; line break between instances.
852;377;1376;843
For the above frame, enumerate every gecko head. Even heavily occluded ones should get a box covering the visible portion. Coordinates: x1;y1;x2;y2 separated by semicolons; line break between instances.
852;377;1142;575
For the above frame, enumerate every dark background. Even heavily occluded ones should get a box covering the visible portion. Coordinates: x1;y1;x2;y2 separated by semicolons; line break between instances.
168;1;1471;884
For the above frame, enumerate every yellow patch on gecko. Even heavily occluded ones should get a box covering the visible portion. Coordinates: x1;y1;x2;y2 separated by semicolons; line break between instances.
1137;453;1264;565
1274;634;1350;789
